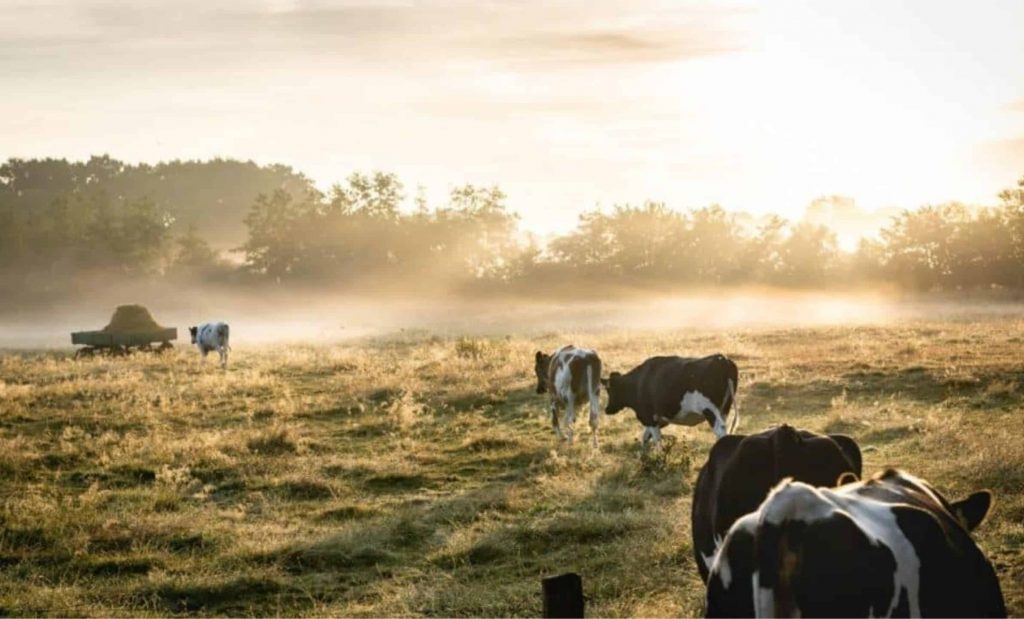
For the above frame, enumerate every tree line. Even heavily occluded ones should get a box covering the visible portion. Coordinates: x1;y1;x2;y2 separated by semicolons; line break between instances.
1;156;1022;300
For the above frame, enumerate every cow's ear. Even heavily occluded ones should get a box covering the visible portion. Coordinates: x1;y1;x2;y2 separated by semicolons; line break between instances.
535;351;544;363
836;472;858;486
828;435;863;478
951;490;993;531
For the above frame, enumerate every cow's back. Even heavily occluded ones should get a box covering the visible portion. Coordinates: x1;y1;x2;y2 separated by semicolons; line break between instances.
547;346;601;402
632;356;695;410
693;425;862;583
708;475;1007;618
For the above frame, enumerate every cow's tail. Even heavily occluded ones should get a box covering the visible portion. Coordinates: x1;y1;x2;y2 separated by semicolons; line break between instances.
587;361;600;415
752;505;793;618
753;481;833;618
724;377;739;434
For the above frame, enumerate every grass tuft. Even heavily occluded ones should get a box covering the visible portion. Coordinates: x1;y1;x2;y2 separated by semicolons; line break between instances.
247;427;298;455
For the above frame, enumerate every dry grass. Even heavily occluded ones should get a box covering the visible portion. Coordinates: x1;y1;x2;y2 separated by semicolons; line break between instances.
1;319;1023;616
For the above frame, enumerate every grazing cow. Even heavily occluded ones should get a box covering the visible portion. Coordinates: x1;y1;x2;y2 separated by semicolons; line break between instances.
189;322;231;368
691;424;862;583
601;354;738;445
534;346;602;446
706;468;1005;618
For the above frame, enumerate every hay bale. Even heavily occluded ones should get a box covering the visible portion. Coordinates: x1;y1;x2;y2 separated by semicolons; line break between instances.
102;305;166;334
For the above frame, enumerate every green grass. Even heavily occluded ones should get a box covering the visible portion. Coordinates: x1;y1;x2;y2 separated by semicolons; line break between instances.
1;318;1023;616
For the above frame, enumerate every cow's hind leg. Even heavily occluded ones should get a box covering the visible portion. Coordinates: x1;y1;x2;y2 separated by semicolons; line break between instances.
219;346;228;369
564;393;576;445
588;391;600;447
550;400;564;441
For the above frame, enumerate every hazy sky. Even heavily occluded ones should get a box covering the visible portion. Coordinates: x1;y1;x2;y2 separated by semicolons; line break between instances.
3;0;1023;234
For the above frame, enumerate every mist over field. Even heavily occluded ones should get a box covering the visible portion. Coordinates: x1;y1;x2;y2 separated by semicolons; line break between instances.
3;285;1024;350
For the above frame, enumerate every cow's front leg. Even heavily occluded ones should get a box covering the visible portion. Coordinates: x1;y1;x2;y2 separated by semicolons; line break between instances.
702;408;726;439
219;347;228;369
549;400;564;440
641;425;662;447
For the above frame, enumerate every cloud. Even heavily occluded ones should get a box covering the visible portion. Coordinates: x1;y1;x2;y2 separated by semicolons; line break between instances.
1;0;744;76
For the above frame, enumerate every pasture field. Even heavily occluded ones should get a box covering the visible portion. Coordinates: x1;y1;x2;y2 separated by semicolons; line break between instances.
1;318;1023;616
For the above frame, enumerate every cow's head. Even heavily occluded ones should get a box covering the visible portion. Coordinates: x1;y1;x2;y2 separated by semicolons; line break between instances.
881;469;994;532
534;351;551;394
600;372;626;414
189;326;198;344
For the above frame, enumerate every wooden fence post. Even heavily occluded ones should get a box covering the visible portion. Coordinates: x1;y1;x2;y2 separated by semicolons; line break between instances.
542;572;584;618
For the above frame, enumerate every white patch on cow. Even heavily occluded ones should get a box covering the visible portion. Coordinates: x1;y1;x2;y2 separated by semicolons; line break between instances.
758;480;923;617
674;390;727;437
709;516;756;593
554;360;574;401
754;582;776;618
701;533;726;574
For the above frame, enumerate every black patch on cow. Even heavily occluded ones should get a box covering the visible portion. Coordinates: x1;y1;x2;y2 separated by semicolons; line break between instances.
893;585;910;617
892;505;1007;617
567;355;598;397
758;514;898;618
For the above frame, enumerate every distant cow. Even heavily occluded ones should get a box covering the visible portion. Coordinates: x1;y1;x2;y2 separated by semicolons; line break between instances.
190;322;230;368
534;346;602;446
601;354;738;445
706;468;1005;618
691;424;861;583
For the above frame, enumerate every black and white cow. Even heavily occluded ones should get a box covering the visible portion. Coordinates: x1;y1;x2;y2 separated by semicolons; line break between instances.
691;424;861;583
189;322;231;368
706;468;1006;618
534;345;602;446
601;354;738;445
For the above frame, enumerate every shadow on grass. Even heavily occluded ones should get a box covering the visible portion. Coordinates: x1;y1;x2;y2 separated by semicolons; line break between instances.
265;481;518;576
146;575;296;614
749;367;1024;418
